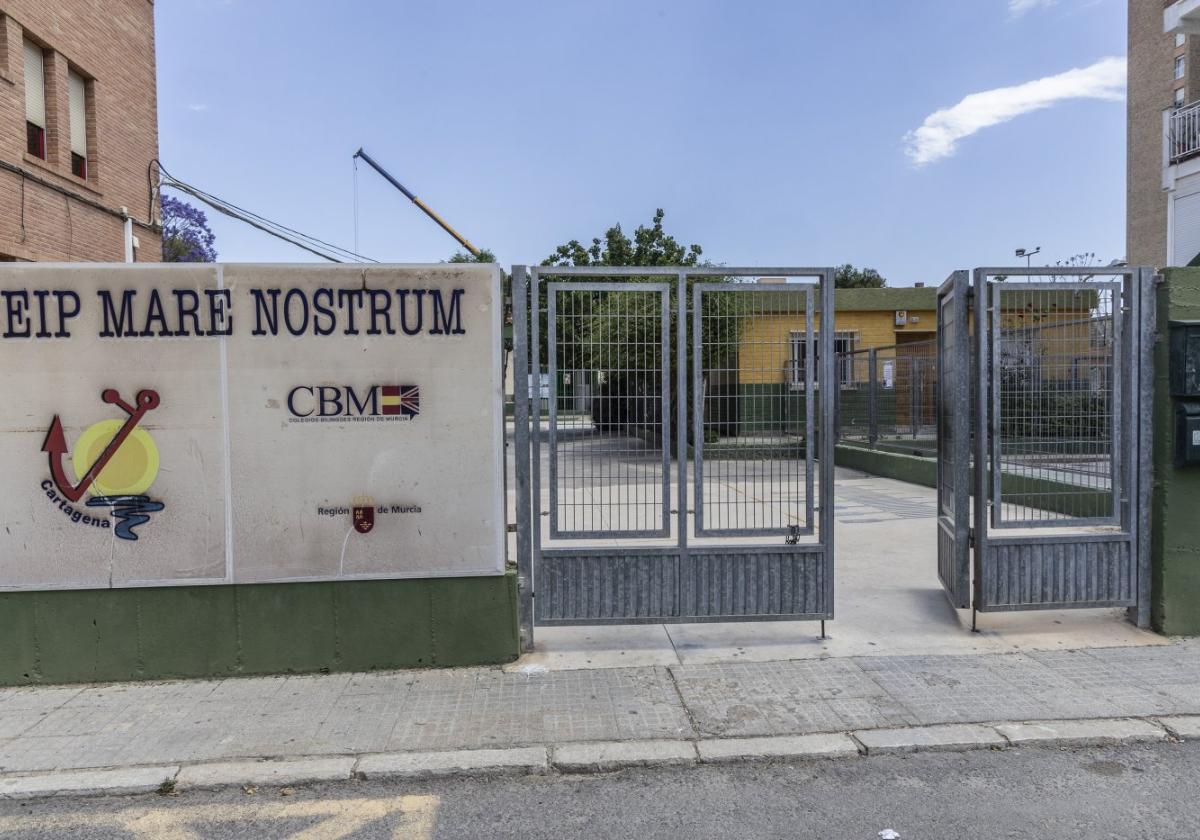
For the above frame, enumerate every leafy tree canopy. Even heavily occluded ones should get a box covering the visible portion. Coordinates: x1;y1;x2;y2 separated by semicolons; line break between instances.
544;209;703;267
161;195;217;263
834;264;886;289
448;248;497;263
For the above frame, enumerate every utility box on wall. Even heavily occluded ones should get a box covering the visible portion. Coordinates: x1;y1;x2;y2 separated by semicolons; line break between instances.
1177;403;1200;466
1169;321;1200;397
1170;322;1200;465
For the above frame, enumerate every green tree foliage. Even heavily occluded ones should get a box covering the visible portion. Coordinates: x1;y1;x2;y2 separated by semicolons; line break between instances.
834;264;887;289
538;210;739;446
448;248;498;263
544;209;703;268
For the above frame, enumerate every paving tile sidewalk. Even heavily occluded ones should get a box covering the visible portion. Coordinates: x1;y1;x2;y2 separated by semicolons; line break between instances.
1;640;1198;776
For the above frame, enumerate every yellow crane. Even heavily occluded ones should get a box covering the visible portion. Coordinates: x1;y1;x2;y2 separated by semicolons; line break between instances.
353;148;481;258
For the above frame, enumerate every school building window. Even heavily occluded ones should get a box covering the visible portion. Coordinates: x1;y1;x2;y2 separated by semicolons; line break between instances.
69;70;88;178
789;331;857;388
23;40;46;159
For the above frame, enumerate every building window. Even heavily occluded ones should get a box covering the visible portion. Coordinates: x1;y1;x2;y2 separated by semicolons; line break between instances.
1177;55;1187;81
23;40;46;159
1179;33;1188;48
68;70;88;179
789;331;857;388
1177;87;1188;109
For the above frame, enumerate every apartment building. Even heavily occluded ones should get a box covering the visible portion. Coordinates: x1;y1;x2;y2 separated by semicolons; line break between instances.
0;1;160;263
1130;0;1200;266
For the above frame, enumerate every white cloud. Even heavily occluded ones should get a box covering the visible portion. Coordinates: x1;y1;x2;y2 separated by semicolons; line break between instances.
903;56;1126;167
187;104;209;112
1009;0;1056;17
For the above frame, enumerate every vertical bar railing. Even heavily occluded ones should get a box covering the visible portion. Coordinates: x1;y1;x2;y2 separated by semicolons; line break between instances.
1171;100;1200;162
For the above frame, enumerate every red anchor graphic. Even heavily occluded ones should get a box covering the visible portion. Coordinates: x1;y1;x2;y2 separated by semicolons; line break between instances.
41;389;160;503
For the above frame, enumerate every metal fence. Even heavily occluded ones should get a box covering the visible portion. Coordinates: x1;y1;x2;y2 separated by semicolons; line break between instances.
692;283;816;537
988;283;1118;527
835;339;937;449
514;266;836;641
547;283;670;538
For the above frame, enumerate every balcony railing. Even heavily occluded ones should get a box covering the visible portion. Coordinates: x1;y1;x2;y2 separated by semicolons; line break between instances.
1170;100;1200;163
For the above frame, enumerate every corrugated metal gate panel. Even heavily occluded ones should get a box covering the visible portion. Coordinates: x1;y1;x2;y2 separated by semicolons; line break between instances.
681;549;827;618
534;548;829;625
979;536;1135;610
534;552;680;624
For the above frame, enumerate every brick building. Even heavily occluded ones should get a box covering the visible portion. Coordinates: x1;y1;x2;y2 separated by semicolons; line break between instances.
1128;0;1200;267
0;0;160;263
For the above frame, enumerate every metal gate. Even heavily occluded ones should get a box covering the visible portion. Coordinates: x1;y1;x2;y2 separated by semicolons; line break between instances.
512;267;836;648
935;266;1155;625
936;271;971;608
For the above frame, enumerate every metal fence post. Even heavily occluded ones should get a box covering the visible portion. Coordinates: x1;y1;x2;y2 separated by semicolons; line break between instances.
1134;267;1157;628
511;265;534;651
911;360;922;440
867;348;878;446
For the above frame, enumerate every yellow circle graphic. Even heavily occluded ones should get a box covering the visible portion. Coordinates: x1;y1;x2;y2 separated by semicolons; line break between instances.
72;419;160;497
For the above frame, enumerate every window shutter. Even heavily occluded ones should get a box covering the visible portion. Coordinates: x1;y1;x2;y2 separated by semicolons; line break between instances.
1174;190;1200;266
23;41;45;128
69;71;87;156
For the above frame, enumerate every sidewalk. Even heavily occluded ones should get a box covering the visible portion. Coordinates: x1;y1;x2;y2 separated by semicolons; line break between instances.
2;639;1199;798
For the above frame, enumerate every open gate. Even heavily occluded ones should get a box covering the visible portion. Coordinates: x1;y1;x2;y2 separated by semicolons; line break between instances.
935;266;1155;626
511;267;836;649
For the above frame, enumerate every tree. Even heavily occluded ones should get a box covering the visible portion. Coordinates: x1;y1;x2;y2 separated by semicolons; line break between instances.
161;195;217;263
538;210;736;446
544;208;703;268
448;248;497;263
834;264;886;289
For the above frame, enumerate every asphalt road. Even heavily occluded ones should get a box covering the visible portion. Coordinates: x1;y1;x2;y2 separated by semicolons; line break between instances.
0;741;1195;839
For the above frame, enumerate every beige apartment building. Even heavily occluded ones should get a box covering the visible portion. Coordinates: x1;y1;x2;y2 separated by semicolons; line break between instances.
0;1;161;263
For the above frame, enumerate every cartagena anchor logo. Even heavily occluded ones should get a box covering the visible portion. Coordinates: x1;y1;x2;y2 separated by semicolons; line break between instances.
41;389;165;541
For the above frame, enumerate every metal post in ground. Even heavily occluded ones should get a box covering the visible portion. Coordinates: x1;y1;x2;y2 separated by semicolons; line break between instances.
867;348;878;446
511;266;534;652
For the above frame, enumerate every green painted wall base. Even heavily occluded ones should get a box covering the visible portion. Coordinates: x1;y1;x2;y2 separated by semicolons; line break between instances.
1153;269;1200;636
836;443;1115;520
835;443;937;486
0;572;520;686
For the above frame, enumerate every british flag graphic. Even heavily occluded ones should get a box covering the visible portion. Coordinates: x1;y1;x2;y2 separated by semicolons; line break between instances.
381;385;420;417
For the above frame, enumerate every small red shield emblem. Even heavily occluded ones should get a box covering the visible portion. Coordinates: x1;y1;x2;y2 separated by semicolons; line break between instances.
353;505;374;534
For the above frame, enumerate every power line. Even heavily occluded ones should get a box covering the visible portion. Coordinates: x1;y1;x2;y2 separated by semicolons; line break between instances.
153;161;378;264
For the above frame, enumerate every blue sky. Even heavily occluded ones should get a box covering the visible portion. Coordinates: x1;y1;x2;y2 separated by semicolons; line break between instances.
156;0;1127;284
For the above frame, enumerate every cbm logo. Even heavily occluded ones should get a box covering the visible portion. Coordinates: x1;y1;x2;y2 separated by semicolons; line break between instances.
287;385;419;422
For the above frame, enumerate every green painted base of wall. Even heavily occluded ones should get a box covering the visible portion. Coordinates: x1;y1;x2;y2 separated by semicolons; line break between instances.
1153;270;1200;636
0;572;520;686
835;443;937;486
835;444;1115;520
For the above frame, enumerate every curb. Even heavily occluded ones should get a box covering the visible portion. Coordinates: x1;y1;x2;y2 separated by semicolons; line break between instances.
0;716;1181;801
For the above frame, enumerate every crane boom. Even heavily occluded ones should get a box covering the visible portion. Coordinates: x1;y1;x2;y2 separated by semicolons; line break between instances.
353;148;481;257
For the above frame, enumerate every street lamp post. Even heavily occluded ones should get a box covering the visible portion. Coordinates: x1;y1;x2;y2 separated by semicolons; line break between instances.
1014;246;1041;268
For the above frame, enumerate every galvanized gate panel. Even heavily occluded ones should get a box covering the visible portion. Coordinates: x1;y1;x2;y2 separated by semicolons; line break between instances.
935;271;971;608
692;283;817;538
972;267;1145;614
515;267;836;640
546;282;671;539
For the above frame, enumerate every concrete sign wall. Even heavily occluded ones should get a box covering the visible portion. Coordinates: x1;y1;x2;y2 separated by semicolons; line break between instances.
0;263;505;590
